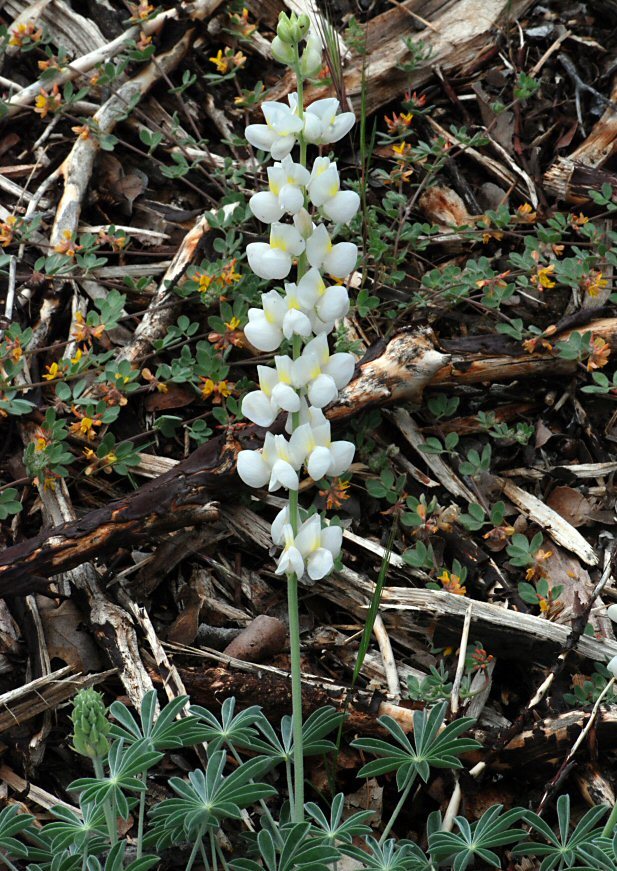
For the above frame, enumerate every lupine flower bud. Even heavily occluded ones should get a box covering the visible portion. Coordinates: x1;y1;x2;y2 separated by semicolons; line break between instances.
276;12;294;44
293;13;311;42
71;688;110;759
271;35;295;65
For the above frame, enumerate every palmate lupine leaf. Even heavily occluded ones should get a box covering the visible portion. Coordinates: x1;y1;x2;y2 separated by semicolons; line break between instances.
147;751;276;849
343;836;432;871
40;799;108;853
68;738;163;820
189;696;263;752
0;803;36;860
428;804;527;871
231;823;339;871
109;690;209;750
238;706;344;762
305;792;373;845
352;702;481;790
511;794;609;871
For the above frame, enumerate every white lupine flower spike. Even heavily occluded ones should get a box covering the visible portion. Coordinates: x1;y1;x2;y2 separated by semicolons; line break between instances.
240;16;358;589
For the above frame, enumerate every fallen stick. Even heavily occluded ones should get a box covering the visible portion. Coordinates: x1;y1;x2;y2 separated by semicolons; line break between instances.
1;0;224;119
544;75;617;203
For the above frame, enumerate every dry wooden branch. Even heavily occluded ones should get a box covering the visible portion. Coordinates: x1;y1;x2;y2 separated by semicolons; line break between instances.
0;665;115;734
50;31;195;248
2;0;224;118
0;436;226;595
544;75;617;202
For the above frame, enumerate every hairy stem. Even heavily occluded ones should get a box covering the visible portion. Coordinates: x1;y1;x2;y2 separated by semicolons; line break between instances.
379;776;415;844
92;756;117;846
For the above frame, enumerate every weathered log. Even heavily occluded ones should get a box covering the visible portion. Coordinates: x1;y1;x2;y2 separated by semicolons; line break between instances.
0;437;231;595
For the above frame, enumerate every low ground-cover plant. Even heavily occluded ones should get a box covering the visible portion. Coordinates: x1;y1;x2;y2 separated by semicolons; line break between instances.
1;686;617;870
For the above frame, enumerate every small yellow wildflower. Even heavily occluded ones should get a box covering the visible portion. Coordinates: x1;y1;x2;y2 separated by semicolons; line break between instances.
525;549;553;582
54;229;81;258
34;84;63;118
142;367;168;393
43;361;64;381
534;265;556;290
516;202;537;223
200;378;233;402
224;315;241;331
128;1;154;21
384;112;413;135
587;336;611;371
69;413;102;441
583;270;608;298
230;7;257;37
209;49;229;73
9;21;43;47
437;569;466;596
391;141;411;158
221;259;241;285
319;477;351;511
71;124;91;140
0;215;18;247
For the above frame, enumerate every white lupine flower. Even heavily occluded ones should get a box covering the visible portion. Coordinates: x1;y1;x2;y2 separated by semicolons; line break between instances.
291;267;349;334
308;157;340;206
249;155;311;223
304;98;356;145
272;356;301;411
244;289;287;351
308;157;361;225
237;431;303;492
607;604;617;622
247;222;305;280
241;363;300;427
273;512;343;580
245;101;304;159
315;283;350;326
288;93;322;142
608;655;617;678
293;206;313;239
296;514;343;580
323;191;360;224
289;411;355;480
305;224;358;278
293;333;355;407
275;524;305;577
271;504;291;545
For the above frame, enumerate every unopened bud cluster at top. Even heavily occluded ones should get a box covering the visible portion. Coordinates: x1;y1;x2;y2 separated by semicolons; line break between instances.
238;16;359;583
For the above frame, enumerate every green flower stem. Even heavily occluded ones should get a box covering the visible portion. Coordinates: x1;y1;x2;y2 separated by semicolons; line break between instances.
184;823;206;871
92;755;117;846
209;828;218;871
216;836;231;871
288;570;304;822
379;777;415;844
0;854;20;871
603;796;617;837
230;747;282;844
136;774;146;859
